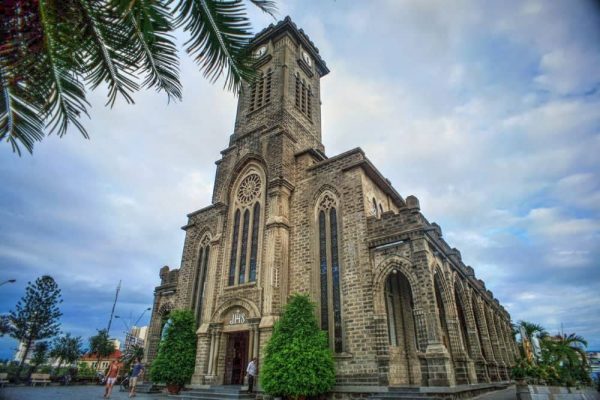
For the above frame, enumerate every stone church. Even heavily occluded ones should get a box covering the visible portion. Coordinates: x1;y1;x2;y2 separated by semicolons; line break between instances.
146;17;517;396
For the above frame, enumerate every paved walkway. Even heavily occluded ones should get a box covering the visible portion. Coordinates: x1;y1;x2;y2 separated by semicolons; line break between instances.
0;385;171;400
473;386;517;400
0;384;518;400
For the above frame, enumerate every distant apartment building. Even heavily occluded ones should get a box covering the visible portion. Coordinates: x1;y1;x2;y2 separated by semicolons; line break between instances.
124;326;148;352
588;351;600;380
13;342;33;364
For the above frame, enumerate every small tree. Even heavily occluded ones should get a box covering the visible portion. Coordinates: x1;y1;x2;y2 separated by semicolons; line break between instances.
150;309;196;388
0;315;10;336
88;329;115;371
31;341;49;372
9;275;62;379
261;294;335;399
50;333;84;370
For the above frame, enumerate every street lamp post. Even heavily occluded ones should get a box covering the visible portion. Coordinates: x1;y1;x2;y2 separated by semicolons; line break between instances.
134;307;152;327
0;279;16;286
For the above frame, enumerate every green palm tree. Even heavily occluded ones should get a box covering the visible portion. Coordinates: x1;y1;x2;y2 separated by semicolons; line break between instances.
0;0;276;154
517;320;548;339
541;333;589;385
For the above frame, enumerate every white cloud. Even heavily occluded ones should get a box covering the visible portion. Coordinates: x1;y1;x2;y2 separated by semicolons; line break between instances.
1;0;599;356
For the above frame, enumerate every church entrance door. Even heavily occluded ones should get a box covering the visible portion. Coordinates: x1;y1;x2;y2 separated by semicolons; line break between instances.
224;331;249;385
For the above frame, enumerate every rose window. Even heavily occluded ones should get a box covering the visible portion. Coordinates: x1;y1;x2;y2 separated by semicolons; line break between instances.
237;174;261;204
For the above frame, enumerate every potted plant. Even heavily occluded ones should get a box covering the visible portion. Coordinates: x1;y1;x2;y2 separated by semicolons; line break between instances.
261;294;335;400
150;310;197;394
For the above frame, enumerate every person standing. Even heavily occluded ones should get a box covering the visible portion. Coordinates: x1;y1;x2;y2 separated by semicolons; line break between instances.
129;358;145;398
246;357;257;393
103;360;120;399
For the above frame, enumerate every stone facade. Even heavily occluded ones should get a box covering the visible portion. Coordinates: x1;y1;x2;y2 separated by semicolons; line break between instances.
145;17;518;392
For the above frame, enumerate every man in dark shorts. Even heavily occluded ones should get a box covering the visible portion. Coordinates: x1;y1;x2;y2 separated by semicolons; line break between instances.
103;360;120;399
129;358;145;398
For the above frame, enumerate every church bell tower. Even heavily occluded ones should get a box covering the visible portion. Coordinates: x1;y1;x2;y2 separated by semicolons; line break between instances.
231;16;330;152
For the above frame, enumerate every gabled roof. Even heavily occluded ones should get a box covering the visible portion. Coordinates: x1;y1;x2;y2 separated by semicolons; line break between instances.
80;349;122;361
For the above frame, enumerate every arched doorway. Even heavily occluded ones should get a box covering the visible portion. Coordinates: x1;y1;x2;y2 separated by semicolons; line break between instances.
384;269;421;386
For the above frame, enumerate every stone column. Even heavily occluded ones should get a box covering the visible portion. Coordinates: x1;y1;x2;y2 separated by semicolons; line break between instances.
191;329;211;385
420;269;455;386
443;284;473;385
474;297;500;381
253;324;260;359
262;180;292;316
484;305;508;380
460;288;488;383
206;324;223;383
495;315;513;369
501;320;517;365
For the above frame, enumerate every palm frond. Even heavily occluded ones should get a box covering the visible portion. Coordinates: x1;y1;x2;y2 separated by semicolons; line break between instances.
0;0;47;154
76;0;139;106
0;70;46;155
38;0;90;137
173;0;256;92
248;0;277;17
114;0;182;101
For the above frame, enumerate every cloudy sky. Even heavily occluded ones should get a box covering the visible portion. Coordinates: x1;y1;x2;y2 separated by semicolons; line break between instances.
1;0;599;359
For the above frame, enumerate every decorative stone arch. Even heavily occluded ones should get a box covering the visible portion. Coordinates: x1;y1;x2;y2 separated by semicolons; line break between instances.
373;255;423;386
312;184;341;206
373;255;418;315
157;302;174;317
211;298;261;322
432;263;454;305
228;160;268;203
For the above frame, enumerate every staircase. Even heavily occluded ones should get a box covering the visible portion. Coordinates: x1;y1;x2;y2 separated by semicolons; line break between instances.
173;385;256;400
134;382;160;393
369;387;439;400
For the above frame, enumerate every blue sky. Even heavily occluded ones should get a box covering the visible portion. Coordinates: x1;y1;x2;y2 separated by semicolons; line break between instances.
1;1;599;359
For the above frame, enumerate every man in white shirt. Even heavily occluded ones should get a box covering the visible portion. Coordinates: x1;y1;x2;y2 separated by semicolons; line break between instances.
246;357;257;393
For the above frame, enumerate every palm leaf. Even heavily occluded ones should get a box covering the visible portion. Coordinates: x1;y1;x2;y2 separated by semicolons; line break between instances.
114;0;182;101
0;69;46;155
173;0;256;92
248;0;277;17
76;0;139;106
38;0;91;137
0;0;48;154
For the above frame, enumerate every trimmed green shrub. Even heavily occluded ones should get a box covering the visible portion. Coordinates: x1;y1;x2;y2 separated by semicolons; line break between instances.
261;294;335;399
150;309;197;387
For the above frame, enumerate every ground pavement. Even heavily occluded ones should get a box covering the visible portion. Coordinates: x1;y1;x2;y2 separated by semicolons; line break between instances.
0;385;517;400
0;385;171;400
472;386;517;400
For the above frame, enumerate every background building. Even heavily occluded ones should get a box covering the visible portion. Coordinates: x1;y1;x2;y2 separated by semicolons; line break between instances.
124;326;148;352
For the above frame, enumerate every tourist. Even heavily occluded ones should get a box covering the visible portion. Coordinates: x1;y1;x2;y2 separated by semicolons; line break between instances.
246;357;258;393
129;358;145;398
103;360;120;399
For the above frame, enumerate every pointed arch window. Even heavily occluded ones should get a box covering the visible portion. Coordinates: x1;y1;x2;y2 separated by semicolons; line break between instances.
192;235;211;325
228;172;263;286
317;194;344;353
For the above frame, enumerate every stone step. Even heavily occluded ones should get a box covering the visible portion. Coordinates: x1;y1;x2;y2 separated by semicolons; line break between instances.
172;386;256;400
370;396;437;400
135;382;160;393
388;387;422;393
